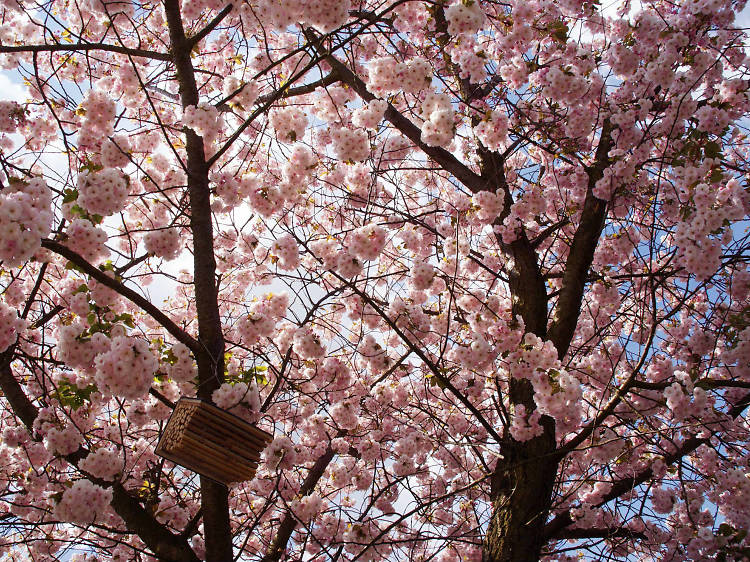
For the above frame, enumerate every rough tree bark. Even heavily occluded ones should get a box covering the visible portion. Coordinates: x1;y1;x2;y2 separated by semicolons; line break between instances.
480;122;614;561
163;1;231;559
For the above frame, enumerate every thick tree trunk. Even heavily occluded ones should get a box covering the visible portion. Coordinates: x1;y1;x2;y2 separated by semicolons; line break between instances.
163;1;232;559
484;402;557;562
201;478;232;561
482;237;558;561
483;173;558;560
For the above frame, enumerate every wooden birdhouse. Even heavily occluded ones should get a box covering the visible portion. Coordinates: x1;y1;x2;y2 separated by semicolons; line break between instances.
155;397;272;486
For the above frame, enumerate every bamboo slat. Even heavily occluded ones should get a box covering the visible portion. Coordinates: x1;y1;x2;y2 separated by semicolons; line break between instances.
182;419;263;462
185;398;272;439
188;404;271;447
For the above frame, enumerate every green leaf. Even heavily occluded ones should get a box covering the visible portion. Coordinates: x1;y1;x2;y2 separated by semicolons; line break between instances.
118;313;135;328
62;188;79;204
427;373;448;389
51;381;98;410
73;284;89;295
704;141;722;159
549;20;569;43
70;204;86;217
708;168;724;183
162;348;178;365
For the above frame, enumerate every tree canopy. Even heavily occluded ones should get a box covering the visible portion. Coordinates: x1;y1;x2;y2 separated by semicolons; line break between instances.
0;0;749;560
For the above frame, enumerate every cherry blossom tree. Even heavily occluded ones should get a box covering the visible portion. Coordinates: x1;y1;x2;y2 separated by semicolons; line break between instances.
0;0;749;560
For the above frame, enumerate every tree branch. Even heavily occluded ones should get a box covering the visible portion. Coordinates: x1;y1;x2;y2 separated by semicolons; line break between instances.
262;444;338;562
551;526;647;541
187;4;234;48
0;42;171;61
547;119;615;359
304;30;487;192
0;352;199;561
545;390;750;540
163;0;232;557
41;240;199;353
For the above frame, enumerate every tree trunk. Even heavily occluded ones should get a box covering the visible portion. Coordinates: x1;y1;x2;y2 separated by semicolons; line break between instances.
483;203;557;560
484;399;557;562
163;1;231;559
201;478;232;561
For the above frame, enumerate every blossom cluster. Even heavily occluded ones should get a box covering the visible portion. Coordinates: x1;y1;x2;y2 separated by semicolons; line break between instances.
263;435;298;471
444;0;485;35
0;178;53;267
236;292;290;346
716;467;750;529
411;261;436;290
293;327;325;360
270;234;300;270
64;219;109;263
299;0;351;32
79;448;121;481
509;404;544;442
472;190;504;224
503;334;585;439
270;106;307;143
330;127;370;162
77;168;129;216
255;0;350;32
242;144;316;217
0;101;25;132
0;301;25;353
474;110;509;151
44;425;82;456
421;92;454;147
313;85;354;123
352;99;387;130
531;65;590;105
223;76;261;109
100;135;131;168
212;380;261;413
283;143;317;186
366;58;432;96
448;336;495;372
56;320;111;374
182;103;223;145
330;400;360;430
53;480;112;525
77;90;115;152
359;334;392;374
448;38;488;83
167;342;197;383
291;492;325;523
348;224;387;261
144;227;182;261
674;179;747;280
94;336;158;399
335;252;363;278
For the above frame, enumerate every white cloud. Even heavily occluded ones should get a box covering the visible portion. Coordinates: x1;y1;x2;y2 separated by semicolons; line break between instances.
0;72;28;103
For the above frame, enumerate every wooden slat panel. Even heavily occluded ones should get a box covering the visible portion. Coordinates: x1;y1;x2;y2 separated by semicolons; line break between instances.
189;407;270;449
155;397;272;485
183;420;263;462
